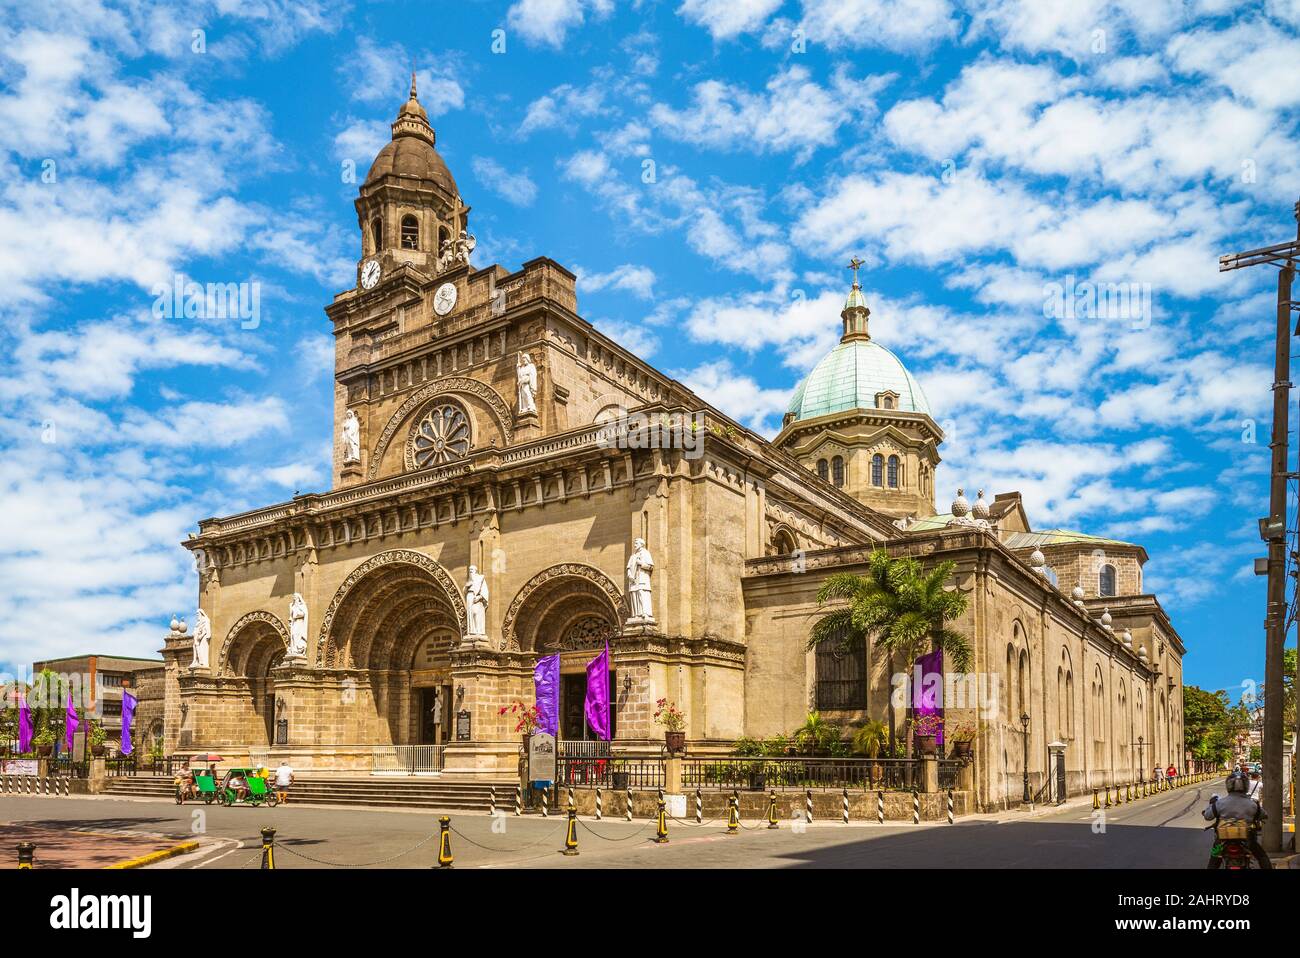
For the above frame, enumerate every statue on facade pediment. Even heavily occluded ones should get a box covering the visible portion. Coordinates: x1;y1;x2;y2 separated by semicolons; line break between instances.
464;565;489;639
626;538;655;625
516;352;538;416
287;593;309;659
341;409;361;464
191;609;211;669
437;229;476;273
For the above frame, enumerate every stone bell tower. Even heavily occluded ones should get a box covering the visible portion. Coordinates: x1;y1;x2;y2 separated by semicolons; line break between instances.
354;72;471;286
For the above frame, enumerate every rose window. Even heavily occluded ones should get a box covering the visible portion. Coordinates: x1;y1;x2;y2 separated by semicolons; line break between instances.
411;403;470;467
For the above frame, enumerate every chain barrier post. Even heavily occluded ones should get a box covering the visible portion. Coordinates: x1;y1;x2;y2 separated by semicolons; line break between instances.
767;789;779;829
1093;788;1101;810
653;795;669;844
260;827;276;870
436;816;454;869
16;842;35;869
561;796;579;856
726;793;740;835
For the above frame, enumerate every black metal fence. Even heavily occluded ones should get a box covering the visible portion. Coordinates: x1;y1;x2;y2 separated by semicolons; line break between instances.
556;755;664;790
681;756;940;791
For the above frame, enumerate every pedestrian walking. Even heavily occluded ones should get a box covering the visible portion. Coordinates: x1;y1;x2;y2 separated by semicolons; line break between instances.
275;759;294;804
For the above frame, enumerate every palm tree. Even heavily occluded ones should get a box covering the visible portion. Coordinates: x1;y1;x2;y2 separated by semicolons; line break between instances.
808;549;972;756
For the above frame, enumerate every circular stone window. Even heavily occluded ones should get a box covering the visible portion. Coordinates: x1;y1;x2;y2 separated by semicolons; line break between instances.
410;403;470;468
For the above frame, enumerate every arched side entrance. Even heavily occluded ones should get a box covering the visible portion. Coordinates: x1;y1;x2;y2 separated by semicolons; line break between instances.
317;550;463;745
222;613;290;746
503;564;626;741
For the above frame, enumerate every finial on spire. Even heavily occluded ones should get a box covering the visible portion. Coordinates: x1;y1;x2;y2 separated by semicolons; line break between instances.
846;256;864;287
409;69;418;101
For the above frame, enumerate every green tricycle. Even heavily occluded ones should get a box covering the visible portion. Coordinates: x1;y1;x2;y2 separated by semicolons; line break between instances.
175;769;220;805
218;767;279;808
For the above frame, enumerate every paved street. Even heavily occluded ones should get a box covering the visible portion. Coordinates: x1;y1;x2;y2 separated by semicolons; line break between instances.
0;782;1237;869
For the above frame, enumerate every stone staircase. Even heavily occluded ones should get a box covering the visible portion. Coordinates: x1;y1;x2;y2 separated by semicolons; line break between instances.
101;775;512;812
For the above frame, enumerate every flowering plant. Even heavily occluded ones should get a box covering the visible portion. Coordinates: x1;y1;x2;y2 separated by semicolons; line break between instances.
949;721;977;742
912;714;944;737
499;700;541;736
653;698;685;732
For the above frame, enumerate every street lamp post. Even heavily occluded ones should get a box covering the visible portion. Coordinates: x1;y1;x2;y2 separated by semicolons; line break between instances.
1138;736;1144;780
1020;712;1031;803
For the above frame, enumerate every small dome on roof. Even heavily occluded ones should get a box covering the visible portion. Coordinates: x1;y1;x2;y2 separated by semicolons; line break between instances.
364;71;457;197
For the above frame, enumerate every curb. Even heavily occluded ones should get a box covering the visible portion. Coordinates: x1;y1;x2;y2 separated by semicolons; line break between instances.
106;840;200;870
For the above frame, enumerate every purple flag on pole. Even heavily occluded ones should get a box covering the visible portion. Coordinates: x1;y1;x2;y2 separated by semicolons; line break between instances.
121;691;137;756
533;654;560;737
584;642;611;741
18;695;33;753
65;691;79;752
915;648;944;745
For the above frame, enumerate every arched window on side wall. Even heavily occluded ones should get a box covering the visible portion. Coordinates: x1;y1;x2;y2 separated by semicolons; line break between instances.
817;459;829;482
871;454;883;486
401;214;420;250
814;625;867;710
832;455;845;487
1099;564;1117;597
887;455;900;488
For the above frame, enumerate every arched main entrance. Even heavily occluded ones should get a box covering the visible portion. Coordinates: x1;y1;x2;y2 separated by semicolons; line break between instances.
503;564;626;741
317;550;464;745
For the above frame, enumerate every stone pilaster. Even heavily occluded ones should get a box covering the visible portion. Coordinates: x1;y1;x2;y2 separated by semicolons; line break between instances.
443;646;535;778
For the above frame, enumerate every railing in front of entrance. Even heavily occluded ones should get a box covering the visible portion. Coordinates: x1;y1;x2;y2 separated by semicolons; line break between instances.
558;740;611;759
679;756;962;792
372;745;445;775
556;755;664;790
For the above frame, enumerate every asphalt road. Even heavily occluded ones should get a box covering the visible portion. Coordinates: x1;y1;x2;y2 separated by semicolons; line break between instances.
0;783;1227;869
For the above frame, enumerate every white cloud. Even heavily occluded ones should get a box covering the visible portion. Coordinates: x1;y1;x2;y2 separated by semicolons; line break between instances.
771;0;957;52
578;264;657;299
677;0;784;39
675;359;793;434
508;0;614;48
471;156;539;207
339;36;465;115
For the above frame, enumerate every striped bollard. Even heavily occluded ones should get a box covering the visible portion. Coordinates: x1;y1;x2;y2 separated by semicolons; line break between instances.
17;842;35;870
514;784;522;817
489;786;497;817
541;787;549;818
767;790;779;829
695;788;703;824
946;788;954;825
625;785;633;822
842;788;850;825
595;786;603;821
877;790;885;825
912;789;920;825
436;816;453;869
805;788;813;824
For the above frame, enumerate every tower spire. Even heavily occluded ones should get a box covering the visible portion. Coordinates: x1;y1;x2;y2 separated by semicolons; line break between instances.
841;256;870;342
410;69;418;101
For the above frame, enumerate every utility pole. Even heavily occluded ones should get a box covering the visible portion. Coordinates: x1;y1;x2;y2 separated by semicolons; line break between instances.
1220;198;1300;853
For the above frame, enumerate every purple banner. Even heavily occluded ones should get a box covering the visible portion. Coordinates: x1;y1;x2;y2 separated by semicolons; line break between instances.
121;691;137;756
584;642;611;741
533;654;560;737
18;696;32;753
915;647;944;745
64;692;79;752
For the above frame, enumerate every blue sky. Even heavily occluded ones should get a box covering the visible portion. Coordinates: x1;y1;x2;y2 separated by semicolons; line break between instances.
1;0;1297;698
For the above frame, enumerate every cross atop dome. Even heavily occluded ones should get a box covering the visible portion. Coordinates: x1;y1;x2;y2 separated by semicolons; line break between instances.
846;256;864;286
841;255;870;342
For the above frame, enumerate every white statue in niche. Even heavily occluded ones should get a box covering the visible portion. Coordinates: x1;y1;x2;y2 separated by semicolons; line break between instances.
464;565;489;639
625;538;655;624
342;409;361;463
191;609;212;669
516;352;538;416
287;593;309;659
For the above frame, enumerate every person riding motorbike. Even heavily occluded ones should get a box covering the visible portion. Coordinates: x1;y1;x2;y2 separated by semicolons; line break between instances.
1202;771;1271;869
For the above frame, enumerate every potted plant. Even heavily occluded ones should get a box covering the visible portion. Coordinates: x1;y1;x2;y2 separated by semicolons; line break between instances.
949;721;976;760
89;721;107;757
500;701;541;748
33;728;54;757
654;698;686;754
912;714;943;756
852;719;889;785
793;711;841;756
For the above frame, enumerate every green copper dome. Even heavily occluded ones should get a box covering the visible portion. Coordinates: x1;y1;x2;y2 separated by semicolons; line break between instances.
787;338;932;420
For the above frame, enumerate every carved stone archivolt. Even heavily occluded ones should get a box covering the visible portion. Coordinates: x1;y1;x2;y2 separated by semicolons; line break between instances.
315;549;467;667
368;377;514;479
541;615;617;653
219;611;290;676
501;563;628;652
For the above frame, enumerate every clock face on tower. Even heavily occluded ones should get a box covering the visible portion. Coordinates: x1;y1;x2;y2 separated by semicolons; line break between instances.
433;281;457;316
360;259;381;290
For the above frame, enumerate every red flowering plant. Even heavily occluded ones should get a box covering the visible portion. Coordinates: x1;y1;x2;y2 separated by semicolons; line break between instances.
912;714;944;737
500;700;541;735
653;698;685;732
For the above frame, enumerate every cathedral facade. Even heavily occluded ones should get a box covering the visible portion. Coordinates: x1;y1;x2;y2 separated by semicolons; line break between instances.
165;80;1185;810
